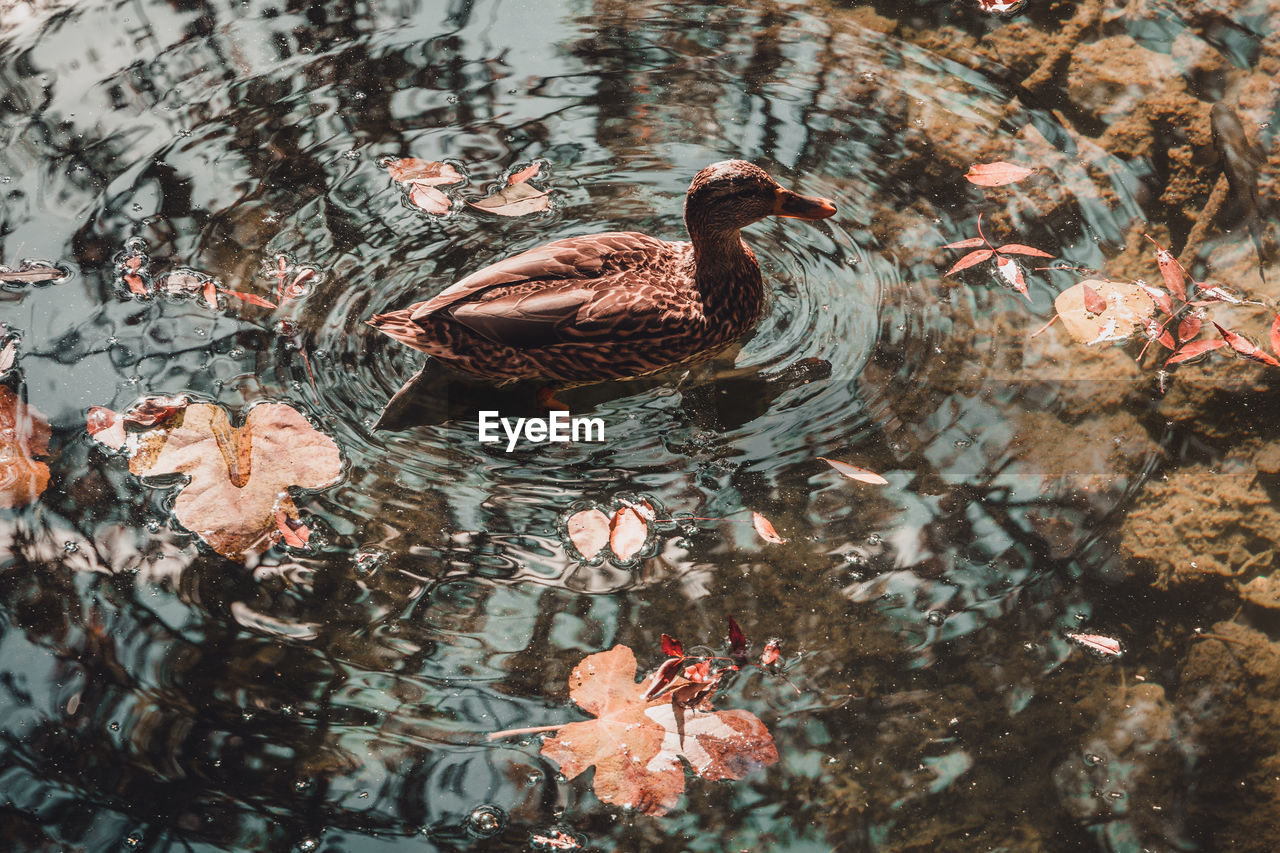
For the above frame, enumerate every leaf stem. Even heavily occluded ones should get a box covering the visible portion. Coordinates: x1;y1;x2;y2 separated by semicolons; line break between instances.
487;723;568;741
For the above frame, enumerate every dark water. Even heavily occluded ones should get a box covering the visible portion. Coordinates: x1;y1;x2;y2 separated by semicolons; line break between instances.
0;1;1264;850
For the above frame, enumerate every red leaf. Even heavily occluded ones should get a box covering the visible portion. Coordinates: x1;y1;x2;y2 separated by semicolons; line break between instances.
1145;319;1175;350
409;183;451;215
964;161;1033;186
641;656;685;701
1082;284;1106;315
1065;632;1122;657
609;504;648;561
661;634;684;659
752;511;786;544
1178;315;1202;343
202;280;218;310
727;616;747;662
530;830;581;850
759;638;781;667
274;510;311;548
220;289;278;308
1139;283;1173;314
0;388;50;508
818;457;888;484
508;162;541;185
995;243;1053;258
1213;322;1279;365
1155;247;1187;301
945;249;994;275
942;237;987;249
281;268;315;303
124;273;148;296
1271;314;1280;359
566;508;610;560
996;255;1029;300
1164;339;1226;365
86;406;126;451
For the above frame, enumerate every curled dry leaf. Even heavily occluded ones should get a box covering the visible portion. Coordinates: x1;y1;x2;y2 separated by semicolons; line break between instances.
1165;339;1226;366
87;406;126;451
0;387;51;508
751;511;786;544
508;161;541;185
1053;280;1155;345
818;457;889;485
608;502;649;561
538;645;778;816
468;181;550;217
123;401;342;560
963;161;1033;186
566;507;611;560
383;158;463;215
1065;632;1122;657
409;184;451;215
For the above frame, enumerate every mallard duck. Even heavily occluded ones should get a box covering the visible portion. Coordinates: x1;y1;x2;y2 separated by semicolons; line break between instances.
368;160;836;386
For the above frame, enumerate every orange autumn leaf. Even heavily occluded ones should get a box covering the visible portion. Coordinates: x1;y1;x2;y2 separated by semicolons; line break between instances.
383;158;463;187
608;503;649;561
752;511;786;544
538;645;778;816
508;161;542;185
963;161;1033;187
0;386;50;508
123;401;341;560
566;507;611;560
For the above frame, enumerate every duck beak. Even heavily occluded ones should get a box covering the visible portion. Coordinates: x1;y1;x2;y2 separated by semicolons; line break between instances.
772;187;837;220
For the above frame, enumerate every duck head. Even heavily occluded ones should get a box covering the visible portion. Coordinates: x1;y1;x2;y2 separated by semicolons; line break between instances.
684;160;837;235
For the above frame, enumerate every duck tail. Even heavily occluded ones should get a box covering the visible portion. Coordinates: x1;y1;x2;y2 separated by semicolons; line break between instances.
368;309;431;352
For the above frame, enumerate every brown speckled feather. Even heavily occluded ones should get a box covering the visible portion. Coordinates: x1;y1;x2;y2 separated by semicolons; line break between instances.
368;161;836;385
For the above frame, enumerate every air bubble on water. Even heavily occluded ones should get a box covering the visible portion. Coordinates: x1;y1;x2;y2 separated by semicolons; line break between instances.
0;176;10;184
131;204;144;212
229;347;243;358
178;129;192;138
110;721;120;731
195;327;207;336
358;791;368;799
293;839;319;853
342;150;359;160
926;611;946;626
446;95;458;104
354;549;387;576
865;533;881;546
64;541;78;553
107;336;119;345
527;771;542;783
124;831;143;849
1084;753;1103;766
954;439;971;449
465;804;506;838
295;779;311;791
145;518;161;533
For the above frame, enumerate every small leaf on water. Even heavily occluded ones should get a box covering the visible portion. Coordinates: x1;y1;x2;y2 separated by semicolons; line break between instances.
608;504;648;561
1164;339;1226;366
1065;632;1122;657
86;406;126;451
942;237;988;249
220;289;278;308
1271;314;1280;359
996;255;1029;300
1145;318;1175;351
383;158;463;186
566;508;610;560
508;161;541;185
963;161;1033;186
759;638;781;666
1178;314;1202;343
274;510;311;548
945;248;994;276
727;615;748;662
995;243;1054;258
1214;322;1280;365
0;340;15;373
1081;284;1106;315
818;457;889;484
0;265;64;283
752;511;787;544
409;183;451;215
660;634;683;659
202;280;218;310
467;182;550;217
1054;280;1155;345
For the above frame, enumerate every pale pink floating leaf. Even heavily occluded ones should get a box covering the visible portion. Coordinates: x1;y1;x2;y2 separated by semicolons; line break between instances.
1066;632;1122;657
818;457;888;484
751;511;786;544
964;161;1033;186
566;508;611;560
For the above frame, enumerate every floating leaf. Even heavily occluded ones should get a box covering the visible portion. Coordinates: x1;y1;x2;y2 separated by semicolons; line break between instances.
508;162;542;185
538;645;778;816
0;387;50;508
818;457;888;484
975;1;1027;17
759;638;781;666
946;249;994;275
608;503;648;561
123;395;189;427
409;183;451;215
1164;339;1226;366
220;289;278;308
566;508;611;560
274;510;311;549
86;406;126;451
660;634;683;659
942;237;987;249
467;181;550;217
996;255;1029;300
1065;632;1122;657
117;248;151;297
1138;282;1173;314
1178;314;1202;343
0;264;64;284
1053;280;1155;345
122;401;342;560
1145;318;1176;351
1213;322;1280;366
1272;315;1280;360
1153;246;1187;302
996;243;1053;258
964;161;1033;186
383;158;463;186
752;511;786;544
727;616;748;663
0;339;15;373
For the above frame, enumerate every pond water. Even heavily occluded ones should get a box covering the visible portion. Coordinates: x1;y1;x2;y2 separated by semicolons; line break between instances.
2;0;1278;850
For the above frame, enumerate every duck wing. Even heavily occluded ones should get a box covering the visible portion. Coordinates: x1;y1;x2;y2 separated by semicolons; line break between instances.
411;232;686;348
